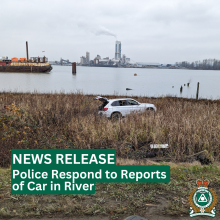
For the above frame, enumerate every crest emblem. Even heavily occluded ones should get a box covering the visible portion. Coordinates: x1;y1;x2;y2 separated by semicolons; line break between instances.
188;177;217;217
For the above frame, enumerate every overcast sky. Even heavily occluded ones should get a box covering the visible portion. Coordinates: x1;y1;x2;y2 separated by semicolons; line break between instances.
1;0;220;63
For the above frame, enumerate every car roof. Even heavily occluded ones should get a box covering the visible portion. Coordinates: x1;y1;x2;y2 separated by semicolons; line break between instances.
94;96;138;102
108;98;137;101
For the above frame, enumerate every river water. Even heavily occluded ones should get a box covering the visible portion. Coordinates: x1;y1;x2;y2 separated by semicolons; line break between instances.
0;66;219;99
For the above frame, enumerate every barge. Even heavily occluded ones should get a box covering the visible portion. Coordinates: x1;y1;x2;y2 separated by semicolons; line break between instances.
0;42;52;73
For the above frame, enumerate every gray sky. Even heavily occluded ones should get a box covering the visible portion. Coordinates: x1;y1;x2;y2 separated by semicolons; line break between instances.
1;0;220;63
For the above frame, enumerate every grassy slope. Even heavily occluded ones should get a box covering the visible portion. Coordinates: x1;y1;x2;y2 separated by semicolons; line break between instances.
0;93;220;167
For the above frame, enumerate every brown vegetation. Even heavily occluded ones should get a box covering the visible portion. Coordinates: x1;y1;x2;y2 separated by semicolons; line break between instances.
0;92;220;167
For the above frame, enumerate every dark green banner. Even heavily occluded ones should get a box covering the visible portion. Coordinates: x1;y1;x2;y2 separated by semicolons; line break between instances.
11;149;170;194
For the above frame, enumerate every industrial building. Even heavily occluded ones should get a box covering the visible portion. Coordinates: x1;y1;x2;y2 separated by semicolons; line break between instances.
115;41;121;60
78;40;161;68
49;58;72;66
135;62;161;67
86;52;90;64
80;56;86;64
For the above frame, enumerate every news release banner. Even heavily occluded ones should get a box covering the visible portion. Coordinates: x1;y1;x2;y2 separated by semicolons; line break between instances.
11;149;170;194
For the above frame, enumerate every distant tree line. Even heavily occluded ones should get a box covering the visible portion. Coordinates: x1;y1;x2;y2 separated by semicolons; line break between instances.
175;59;220;70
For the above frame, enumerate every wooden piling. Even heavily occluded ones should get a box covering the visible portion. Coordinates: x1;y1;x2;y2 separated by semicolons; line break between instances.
72;62;76;73
196;82;199;100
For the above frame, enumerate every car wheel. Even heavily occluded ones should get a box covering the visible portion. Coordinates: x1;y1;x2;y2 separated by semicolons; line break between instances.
146;107;155;112
111;112;122;120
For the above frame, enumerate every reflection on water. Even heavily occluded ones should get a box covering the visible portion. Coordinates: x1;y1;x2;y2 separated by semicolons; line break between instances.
0;66;220;99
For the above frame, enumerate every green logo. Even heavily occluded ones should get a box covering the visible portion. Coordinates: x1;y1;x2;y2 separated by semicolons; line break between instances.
189;177;217;217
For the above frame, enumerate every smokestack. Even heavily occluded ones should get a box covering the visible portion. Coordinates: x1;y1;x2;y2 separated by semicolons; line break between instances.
26;41;29;61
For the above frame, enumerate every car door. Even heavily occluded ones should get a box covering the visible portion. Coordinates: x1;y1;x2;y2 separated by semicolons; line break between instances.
126;99;140;113
113;100;131;116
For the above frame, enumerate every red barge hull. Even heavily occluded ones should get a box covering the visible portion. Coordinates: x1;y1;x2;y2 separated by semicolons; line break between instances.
0;64;52;73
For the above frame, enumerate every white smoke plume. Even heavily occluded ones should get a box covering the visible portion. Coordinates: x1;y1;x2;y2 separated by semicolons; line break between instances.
91;26;116;38
78;21;117;38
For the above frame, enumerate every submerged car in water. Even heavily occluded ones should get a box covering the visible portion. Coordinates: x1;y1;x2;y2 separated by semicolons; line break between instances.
95;96;156;119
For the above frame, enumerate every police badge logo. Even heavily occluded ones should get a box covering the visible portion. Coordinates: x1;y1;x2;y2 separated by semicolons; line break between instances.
188;177;217;217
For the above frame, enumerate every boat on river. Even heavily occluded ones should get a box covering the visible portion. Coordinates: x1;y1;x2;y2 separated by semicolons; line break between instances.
0;42;52;73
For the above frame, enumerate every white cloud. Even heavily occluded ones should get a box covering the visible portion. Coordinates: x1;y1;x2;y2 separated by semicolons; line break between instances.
77;21;117;38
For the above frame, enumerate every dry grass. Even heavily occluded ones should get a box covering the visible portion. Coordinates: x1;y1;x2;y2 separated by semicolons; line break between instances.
0;92;220;167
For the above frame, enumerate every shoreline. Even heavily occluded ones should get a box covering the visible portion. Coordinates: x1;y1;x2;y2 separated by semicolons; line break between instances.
0;91;219;102
75;65;220;71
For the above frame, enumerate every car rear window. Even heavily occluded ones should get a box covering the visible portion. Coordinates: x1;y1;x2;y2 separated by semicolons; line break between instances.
112;100;128;106
119;100;128;106
111;101;120;106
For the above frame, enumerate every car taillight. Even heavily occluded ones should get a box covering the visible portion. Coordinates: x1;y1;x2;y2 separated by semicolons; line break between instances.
103;108;108;111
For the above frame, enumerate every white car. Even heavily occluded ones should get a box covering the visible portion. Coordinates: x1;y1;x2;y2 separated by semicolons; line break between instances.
95;96;156;119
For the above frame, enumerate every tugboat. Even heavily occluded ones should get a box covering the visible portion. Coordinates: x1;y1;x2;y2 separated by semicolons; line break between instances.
0;42;52;73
